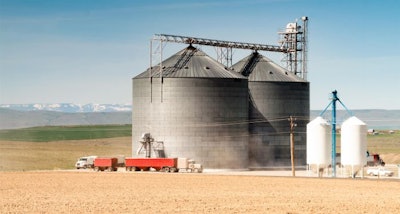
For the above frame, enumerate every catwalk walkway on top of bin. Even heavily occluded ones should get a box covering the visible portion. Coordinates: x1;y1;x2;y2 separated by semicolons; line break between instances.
153;34;292;53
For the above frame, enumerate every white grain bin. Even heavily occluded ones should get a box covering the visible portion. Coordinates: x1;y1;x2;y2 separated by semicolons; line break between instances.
341;116;367;176
306;116;331;167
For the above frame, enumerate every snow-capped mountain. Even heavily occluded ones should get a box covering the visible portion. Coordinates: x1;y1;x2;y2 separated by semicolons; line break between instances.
0;103;132;113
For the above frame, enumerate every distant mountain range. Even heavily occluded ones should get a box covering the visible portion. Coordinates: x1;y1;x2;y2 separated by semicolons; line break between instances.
0;104;399;130
0;103;131;113
0;108;131;130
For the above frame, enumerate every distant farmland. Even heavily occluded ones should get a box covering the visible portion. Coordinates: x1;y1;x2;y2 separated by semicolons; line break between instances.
1;109;399;130
0;124;131;142
0;125;399;171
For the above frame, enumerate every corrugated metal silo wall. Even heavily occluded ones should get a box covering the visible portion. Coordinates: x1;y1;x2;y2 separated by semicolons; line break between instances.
248;81;309;168
132;77;249;169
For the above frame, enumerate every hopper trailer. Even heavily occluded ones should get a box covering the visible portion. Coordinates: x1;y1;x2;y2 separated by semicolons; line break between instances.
94;157;118;172
125;157;203;173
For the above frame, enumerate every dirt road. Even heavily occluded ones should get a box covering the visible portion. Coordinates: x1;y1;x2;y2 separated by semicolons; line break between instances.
1;171;399;213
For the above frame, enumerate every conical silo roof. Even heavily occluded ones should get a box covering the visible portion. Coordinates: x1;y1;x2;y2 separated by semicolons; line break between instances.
135;45;245;79
231;52;305;82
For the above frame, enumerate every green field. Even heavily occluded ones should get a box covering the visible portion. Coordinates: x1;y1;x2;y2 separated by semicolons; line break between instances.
0;124;131;142
0;125;133;171
366;131;400;153
334;131;400;154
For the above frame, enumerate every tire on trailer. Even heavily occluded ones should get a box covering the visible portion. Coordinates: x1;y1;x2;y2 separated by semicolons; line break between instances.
163;167;170;173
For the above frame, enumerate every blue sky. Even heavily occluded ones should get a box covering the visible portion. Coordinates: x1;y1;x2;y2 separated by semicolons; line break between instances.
1;0;399;109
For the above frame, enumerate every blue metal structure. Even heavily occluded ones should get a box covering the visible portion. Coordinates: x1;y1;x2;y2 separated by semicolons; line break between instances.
320;90;352;177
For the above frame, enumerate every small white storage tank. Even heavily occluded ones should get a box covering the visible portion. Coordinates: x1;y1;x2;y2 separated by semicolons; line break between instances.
306;116;331;166
341;116;367;167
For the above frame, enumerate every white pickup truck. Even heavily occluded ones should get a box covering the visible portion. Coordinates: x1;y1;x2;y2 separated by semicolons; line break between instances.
367;168;394;177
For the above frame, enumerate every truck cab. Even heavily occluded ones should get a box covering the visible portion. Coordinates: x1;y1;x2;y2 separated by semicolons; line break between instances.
75;156;97;169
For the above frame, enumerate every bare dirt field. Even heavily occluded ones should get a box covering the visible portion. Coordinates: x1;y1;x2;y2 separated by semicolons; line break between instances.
1;171;399;214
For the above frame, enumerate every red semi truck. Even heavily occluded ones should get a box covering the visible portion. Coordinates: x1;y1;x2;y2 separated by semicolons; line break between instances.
125;157;203;173
94;157;118;172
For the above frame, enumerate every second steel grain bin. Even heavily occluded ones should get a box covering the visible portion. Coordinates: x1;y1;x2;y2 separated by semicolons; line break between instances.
132;45;249;168
232;52;310;168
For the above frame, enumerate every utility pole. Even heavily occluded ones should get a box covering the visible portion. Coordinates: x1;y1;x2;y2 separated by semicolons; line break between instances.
331;90;338;177
289;116;296;176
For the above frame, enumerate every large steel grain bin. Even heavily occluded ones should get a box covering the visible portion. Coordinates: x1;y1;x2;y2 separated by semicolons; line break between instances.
232;52;309;168
132;45;249;168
